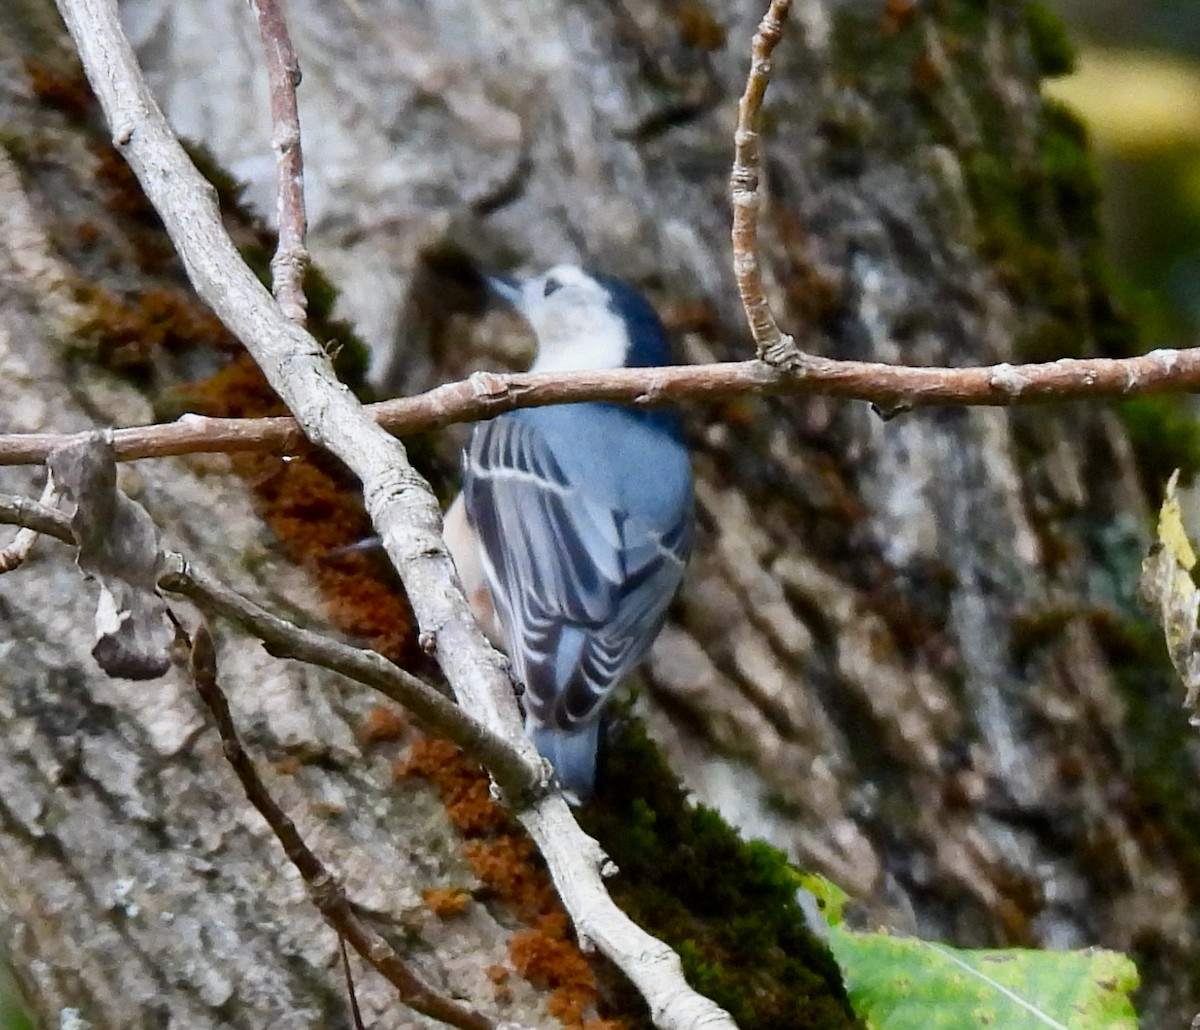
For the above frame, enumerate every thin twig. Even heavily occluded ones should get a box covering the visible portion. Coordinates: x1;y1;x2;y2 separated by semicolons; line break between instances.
339;936;367;1030
250;0;309;324
0;493;543;800
0;478;54;573
3;345;1200;467
730;0;797;368
1;494;732;1027
157;552;543;801
188;623;499;1030
4;500;734;1026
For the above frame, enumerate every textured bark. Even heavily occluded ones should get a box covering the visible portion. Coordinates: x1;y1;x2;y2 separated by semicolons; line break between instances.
3;0;1199;1027
0;10;547;1028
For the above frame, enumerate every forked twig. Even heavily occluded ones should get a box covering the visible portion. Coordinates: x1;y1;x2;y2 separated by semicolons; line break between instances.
730;0;798;368
188;623;499;1030
0;493;541;799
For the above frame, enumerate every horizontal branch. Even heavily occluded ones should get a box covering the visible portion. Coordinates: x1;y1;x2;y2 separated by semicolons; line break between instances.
1;348;1197;467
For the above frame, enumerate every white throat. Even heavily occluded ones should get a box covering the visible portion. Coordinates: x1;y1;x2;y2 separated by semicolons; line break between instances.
527;308;629;373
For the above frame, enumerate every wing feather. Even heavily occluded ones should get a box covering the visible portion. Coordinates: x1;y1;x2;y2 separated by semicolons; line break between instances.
462;412;690;733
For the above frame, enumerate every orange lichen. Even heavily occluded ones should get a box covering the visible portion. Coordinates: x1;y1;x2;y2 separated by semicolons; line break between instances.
510;928;598;1028
911;50;945;96
674;3;727;52
75;220;102;247
357;704;409;745
179;354;422;666
423;887;471;918
88;140;166;228
24;57;94;122
395;737;511;838
397;738;611;1027
881;0;917;35
78;284;240;374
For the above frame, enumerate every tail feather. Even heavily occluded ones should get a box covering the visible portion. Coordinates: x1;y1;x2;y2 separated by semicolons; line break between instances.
529;722;601;804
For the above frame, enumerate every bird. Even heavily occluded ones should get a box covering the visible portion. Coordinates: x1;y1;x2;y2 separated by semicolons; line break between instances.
444;264;694;801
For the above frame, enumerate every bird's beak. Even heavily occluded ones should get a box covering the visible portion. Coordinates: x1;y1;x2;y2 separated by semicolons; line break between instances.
484;274;524;310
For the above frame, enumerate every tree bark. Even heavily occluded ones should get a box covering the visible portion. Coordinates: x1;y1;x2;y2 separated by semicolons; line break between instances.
2;0;1198;1027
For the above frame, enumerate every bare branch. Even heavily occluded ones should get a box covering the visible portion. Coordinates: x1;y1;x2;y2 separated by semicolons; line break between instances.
0;478;53;573
188;623;501;1030
730;0;797;367
1;489;734;1027
518;800;734;1029
250;0;309;324
50;3;737;1024
4;348;1200;467
0;493;72;543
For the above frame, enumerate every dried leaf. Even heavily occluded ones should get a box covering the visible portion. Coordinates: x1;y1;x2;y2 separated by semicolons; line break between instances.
47;432;172;679
1139;469;1200;722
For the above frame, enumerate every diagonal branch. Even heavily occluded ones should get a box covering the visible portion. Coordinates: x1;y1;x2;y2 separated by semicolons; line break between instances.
157;552;539;798
51;1;736;1025
0;491;538;798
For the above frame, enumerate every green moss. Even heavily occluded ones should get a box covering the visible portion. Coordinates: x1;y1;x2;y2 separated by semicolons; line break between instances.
966;99;1138;363
822;3;1137;364
1117;397;1200;492
1040;102;1101;237
1024;1;1075;79
0;131;31;167
582;719;861;1030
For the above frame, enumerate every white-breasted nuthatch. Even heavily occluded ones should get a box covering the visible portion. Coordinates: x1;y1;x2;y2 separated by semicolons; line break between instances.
444;265;693;801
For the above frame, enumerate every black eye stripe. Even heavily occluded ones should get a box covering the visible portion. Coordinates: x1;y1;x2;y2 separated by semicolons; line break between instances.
543;277;563;297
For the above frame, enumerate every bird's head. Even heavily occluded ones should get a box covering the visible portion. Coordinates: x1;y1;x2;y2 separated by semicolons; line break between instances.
486;264;672;373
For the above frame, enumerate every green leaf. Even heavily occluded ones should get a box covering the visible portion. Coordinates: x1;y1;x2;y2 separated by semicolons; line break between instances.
827;928;1139;1030
795;871;850;926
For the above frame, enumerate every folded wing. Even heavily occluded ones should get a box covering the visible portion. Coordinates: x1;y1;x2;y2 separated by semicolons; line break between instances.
462;412;690;734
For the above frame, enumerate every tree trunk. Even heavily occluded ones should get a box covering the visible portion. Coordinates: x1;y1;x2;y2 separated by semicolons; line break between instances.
2;0;1198;1027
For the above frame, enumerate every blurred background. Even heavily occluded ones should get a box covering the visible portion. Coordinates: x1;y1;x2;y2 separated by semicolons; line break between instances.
1048;0;1200;349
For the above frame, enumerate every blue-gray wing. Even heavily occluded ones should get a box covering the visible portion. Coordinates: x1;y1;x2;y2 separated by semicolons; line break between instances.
462;413;691;733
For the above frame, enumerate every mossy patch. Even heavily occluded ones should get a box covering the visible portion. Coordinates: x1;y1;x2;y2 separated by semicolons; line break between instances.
824;1;1136;363
582;719;862;1030
1023;1;1076;79
1117;397;1200;494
